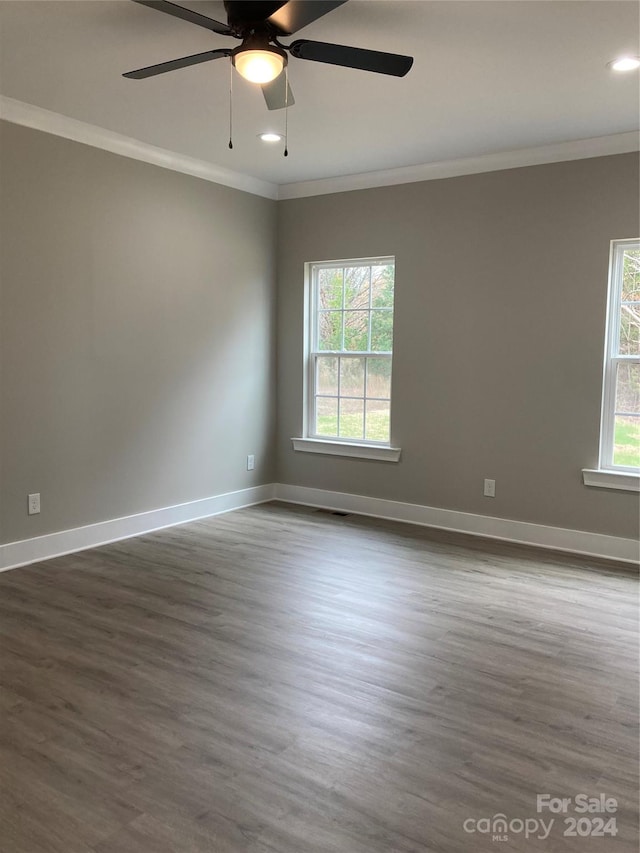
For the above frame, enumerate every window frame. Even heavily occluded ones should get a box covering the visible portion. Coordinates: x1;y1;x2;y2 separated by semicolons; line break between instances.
598;237;640;473
305;256;395;448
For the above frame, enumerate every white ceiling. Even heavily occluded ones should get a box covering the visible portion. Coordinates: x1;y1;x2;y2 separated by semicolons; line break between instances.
0;0;638;188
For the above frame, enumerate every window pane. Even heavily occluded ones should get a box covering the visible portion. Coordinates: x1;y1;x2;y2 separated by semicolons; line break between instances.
622;249;640;302
365;400;390;442
344;266;370;309
602;243;640;469
619;302;640;355
315;397;338;437
343;311;369;351
318;268;343;309
613;415;640;467
318;311;342;350
371;310;393;351
340;357;364;397
316;357;338;395
309;258;395;447
339;398;364;439
366;357;391;398
615;362;640;414
371;265;394;308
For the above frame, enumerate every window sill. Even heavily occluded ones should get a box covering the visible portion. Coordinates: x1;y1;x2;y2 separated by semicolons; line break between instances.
292;438;401;462
582;469;640;492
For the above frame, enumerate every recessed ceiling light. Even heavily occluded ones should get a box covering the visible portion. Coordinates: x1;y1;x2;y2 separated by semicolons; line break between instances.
608;56;640;72
258;132;283;143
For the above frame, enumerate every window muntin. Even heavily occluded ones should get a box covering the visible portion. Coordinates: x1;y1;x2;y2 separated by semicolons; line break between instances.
600;240;640;471
308;259;394;445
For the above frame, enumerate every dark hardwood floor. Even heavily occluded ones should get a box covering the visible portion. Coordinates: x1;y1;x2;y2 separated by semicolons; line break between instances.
0;501;637;852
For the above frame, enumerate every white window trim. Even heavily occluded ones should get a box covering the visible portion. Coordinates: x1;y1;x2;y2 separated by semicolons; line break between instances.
582;468;640;492
294;256;401;461
583;238;640;490
292;437;401;462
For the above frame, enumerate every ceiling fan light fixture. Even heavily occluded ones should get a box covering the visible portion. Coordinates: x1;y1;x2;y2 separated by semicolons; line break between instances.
233;45;287;84
259;132;284;143
608;56;640;72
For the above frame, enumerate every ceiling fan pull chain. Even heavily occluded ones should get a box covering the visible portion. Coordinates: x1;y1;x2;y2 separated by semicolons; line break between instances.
283;65;289;157
228;60;233;150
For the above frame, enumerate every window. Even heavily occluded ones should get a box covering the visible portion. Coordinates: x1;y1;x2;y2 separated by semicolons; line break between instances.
599;239;640;471
307;258;395;447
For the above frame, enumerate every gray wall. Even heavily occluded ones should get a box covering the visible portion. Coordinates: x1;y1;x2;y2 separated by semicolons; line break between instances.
1;124;637;548
0;120;277;545
276;154;640;540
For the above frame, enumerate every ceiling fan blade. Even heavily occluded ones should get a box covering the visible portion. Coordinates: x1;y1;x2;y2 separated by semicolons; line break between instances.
131;0;232;35
261;74;295;110
289;39;413;77
224;1;287;27
123;48;231;79
266;0;347;36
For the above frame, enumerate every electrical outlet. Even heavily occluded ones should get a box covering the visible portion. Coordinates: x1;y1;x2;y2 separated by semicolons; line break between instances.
28;493;41;515
483;478;496;498
247;454;255;471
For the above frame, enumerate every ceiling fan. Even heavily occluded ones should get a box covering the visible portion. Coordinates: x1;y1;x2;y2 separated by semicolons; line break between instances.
124;0;413;110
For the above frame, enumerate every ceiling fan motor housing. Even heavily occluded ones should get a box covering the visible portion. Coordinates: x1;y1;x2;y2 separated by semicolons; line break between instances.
231;34;287;66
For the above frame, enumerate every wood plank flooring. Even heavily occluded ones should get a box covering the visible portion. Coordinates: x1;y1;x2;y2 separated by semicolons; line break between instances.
0;501;637;852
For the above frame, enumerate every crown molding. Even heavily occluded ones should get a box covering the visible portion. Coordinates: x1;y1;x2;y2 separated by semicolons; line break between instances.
1;97;637;202
0;96;278;200
277;131;640;200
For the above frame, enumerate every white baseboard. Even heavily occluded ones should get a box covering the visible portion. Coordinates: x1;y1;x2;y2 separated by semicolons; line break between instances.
274;484;639;565
2;482;636;572
0;484;275;573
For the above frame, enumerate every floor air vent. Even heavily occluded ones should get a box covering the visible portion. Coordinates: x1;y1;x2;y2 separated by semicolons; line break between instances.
313;509;351;517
